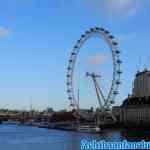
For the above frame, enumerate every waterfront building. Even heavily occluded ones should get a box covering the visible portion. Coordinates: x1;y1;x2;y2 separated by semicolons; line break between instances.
132;69;150;97
112;69;150;127
50;111;80;122
50;110;94;123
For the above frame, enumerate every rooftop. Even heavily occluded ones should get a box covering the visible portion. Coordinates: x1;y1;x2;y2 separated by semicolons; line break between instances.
122;96;150;107
136;69;150;77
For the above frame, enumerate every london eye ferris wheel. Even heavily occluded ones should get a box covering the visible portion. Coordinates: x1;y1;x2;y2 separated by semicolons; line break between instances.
66;27;122;111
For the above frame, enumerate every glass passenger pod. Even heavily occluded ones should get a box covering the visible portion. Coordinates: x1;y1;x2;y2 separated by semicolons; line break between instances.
66;82;71;86
69;59;73;63
77;40;81;44
117;59;122;64
105;108;111;111
110;100;115;104
85;31;91;34
117;70;122;74
77;39;83;47
81;34;85;38
99;27;105;31
115;50;120;54
70;103;75;107
68;97;72;100
113;91;119;95
95;27;100;30
74;45;78;49
109;35;115;39
71;52;76;56
67;90;71;93
67;67;72;70
86;72;90;77
116;80;121;85
104;30;110;34
66;74;71;78
90;28;95;32
112;41;118;46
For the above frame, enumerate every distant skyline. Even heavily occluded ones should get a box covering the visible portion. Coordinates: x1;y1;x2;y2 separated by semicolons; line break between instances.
0;0;150;110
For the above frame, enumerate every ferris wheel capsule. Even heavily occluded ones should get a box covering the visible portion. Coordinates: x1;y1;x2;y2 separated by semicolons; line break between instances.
110;100;115;104
74;45;78;49
86;72;90;76
117;70;123;74
115;50;120;54
104;30;110;34
95;27;100;30
66;74;71;78
109;35;115;39
105;108;111;111
77;40;81;43
117;59;122;64
67;67;72;70
90;28;95;32
69;59;73;63
70;103;74;107
68;97;72;100
116;80;122;85
71;52;76;56
67;90;71;93
100;27;105;31
113;91;119;95
81;34;85;38
66;82;71;86
85;31;91;34
112;41;118;45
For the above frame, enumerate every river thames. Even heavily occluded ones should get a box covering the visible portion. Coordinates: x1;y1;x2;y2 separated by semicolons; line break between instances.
0;124;150;150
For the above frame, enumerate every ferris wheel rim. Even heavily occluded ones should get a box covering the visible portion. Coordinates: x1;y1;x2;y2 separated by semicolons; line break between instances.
66;27;122;110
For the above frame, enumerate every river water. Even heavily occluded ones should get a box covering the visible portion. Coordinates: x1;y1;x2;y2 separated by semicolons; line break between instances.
0;124;150;150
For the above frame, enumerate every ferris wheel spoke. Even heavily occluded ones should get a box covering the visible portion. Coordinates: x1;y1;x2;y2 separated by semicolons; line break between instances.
94;80;103;109
94;77;106;103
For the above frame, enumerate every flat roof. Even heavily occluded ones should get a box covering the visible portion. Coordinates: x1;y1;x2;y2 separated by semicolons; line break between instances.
136;69;150;77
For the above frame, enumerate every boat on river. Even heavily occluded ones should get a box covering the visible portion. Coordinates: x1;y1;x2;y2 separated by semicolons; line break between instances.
77;125;101;133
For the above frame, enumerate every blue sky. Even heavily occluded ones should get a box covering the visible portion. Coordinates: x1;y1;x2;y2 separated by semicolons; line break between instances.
0;0;150;110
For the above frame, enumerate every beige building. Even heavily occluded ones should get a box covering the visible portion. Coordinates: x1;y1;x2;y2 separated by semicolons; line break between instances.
112;97;150;125
112;69;150;127
132;69;150;97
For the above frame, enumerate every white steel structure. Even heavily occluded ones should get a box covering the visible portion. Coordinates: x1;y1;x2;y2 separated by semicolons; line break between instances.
66;27;122;110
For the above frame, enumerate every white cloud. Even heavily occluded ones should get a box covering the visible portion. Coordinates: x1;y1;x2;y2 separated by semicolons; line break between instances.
103;0;138;16
117;33;137;43
88;53;109;65
0;27;10;38
87;0;148;17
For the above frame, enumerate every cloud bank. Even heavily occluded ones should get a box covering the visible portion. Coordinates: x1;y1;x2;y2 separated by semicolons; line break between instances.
87;0;148;17
88;53;109;65
0;27;10;38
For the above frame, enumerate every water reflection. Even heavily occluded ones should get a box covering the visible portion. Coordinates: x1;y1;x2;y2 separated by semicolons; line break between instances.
121;130;150;141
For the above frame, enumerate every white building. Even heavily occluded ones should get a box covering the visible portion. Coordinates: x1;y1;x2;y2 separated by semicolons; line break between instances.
132;69;150;97
112;69;150;127
112;97;150;126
